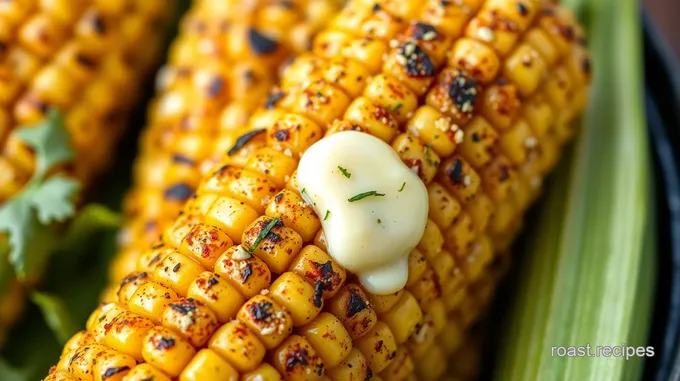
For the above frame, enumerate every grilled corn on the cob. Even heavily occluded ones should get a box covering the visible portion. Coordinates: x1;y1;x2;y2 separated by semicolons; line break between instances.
109;0;343;286
48;0;591;380
0;0;172;345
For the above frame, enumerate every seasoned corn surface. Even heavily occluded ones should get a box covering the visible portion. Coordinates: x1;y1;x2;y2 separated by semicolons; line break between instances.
0;0;172;346
111;0;343;284
50;0;591;380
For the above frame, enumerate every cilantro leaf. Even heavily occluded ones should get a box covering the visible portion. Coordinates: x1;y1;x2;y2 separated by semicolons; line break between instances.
30;291;77;345
14;110;74;181
28;175;80;224
0;110;77;279
0;196;56;278
57;204;121;250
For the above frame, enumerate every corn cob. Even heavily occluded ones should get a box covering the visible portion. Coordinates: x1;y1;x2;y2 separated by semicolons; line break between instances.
108;0;343;287
47;0;591;380
0;0;172;346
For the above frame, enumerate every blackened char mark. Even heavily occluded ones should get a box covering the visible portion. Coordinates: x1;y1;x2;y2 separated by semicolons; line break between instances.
248;28;279;55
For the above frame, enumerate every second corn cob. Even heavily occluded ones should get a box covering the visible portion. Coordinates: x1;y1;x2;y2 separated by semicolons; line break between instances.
47;0;591;380
0;0;173;347
109;0;343;287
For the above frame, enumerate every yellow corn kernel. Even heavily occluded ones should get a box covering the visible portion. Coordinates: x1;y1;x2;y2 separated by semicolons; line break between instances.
152;251;204;296
406;105;458;158
214;245;273;298
209;320;267;373
406;249;428;289
299;312;352;368
205;196;260;243
62;331;96;356
392;133;441;184
415;344;447;380
161;298;218;347
187;272;244;323
438;156;481;202
128;282;180;324
142;326;196;378
365;289;403;316
122;364;172;381
245;148;299;188
92;349;137;381
270;272;323;326
266;189;321;243
355;322;398;373
103;310;155;362
288;245;347;300
267;113;323;156
417;219;445;260
381;347;415;380
427;182;462;230
238;295;294;350
504;43;549;96
363;74;419;124
327;284;377;340
444;212;474;259
242;363;283;381
242;216;303;274
381;291;423;344
272;335;325;381
344;97;400;143
178;223;233;269
179;349;239;381
327;348;370;381
291;81;351;127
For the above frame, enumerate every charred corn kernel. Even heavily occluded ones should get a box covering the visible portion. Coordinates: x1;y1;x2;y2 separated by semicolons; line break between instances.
51;1;590;379
299;312;352;368
142;326;196;378
270;272;323;326
327;347;370;381
242;363;283;381
272;335;325;381
127;282;180;324
92;349;137;381
178;224;233;269
288;245;347;300
214;245;273;298
327;284;377;340
180;349;239;381
242;216;304;274
238;295;294;350
44;370;78;381
209;320;267;373
161;298;218;348
355;322;398;373
122;364;172;381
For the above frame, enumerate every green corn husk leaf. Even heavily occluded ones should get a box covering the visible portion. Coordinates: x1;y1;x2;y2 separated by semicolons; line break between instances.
494;0;656;379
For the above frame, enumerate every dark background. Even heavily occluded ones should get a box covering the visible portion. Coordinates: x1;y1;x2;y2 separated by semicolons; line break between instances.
645;0;680;59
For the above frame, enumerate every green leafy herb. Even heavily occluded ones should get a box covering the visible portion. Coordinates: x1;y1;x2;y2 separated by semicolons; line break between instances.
348;191;386;202
0;110;79;279
324;210;331;221
391;103;403;112
398;182;406;192
249;218;281;253
337;166;351;178
424;145;437;166
377;218;382;223
30;291;77;345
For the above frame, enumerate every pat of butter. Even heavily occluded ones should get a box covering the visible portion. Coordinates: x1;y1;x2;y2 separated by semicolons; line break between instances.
297;131;429;295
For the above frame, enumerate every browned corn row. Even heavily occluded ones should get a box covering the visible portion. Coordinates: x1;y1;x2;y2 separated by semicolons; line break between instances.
0;0;172;346
47;0;591;380
109;0;343;286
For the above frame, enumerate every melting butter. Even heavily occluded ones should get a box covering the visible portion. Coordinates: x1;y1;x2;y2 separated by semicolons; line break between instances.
297;131;429;295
